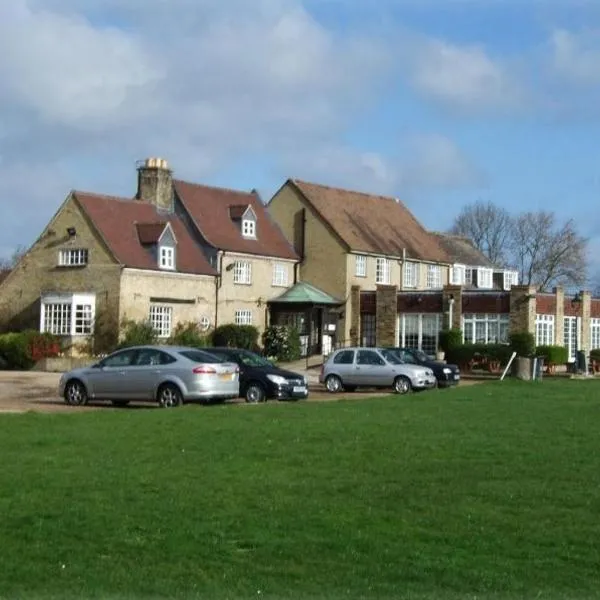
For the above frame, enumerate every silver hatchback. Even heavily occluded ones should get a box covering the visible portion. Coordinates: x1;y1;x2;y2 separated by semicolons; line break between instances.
320;347;436;394
58;345;240;408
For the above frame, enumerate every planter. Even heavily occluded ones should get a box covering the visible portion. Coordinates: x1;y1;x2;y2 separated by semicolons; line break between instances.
436;351;445;362
33;356;94;372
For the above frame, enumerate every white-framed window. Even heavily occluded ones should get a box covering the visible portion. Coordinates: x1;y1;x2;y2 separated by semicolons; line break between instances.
591;318;600;350
272;263;288;287
375;257;391;285
40;293;95;336
503;270;519;290
159;246;175;270
355;255;367;278
199;315;211;332
58;248;88;266
149;305;172;338
233;261;252;285
235;309;253;325
465;268;474;286
398;314;443;356
450;264;466;285
242;219;256;238
426;265;442;289
477;268;493;289
403;261;418;288
563;316;578;362
535;314;554;346
462;314;510;344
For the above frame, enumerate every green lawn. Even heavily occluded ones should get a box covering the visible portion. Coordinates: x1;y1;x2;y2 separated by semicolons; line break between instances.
1;380;600;600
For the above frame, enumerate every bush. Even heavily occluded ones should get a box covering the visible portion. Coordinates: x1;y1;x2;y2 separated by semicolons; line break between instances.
509;331;535;357
438;329;463;353
535;345;568;365
118;319;157;349
167;322;208;348
446;343;513;372
590;348;600;362
212;324;260;351
0;330;61;370
262;325;301;362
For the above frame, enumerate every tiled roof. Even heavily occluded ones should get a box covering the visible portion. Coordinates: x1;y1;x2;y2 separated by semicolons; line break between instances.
431;232;495;268
229;204;249;219
289;179;450;263
74;192;217;276
136;222;167;244
174;180;298;260
269;282;342;305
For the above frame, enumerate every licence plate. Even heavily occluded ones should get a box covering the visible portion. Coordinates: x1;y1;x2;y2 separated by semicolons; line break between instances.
293;386;307;393
454;374;460;380
219;373;234;381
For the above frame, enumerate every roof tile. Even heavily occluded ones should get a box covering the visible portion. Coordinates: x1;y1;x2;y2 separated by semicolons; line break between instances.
431;232;495;267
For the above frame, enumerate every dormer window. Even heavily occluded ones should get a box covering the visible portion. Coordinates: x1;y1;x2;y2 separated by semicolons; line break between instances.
159;246;175;270
242;219;256;238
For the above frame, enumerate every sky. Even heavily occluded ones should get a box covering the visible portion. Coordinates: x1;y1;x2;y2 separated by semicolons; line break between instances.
1;0;600;280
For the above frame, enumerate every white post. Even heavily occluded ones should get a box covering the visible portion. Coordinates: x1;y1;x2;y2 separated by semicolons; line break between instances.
448;297;455;330
500;351;517;381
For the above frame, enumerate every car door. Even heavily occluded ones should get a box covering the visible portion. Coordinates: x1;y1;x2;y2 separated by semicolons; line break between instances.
355;350;389;386
88;349;139;399
126;348;175;399
331;349;356;384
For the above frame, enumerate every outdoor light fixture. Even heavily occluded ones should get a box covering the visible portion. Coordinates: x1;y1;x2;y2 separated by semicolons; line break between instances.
572;292;582;308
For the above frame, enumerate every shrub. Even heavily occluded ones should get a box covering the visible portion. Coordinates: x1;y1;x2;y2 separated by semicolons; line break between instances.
590;348;600;362
262;325;301;362
509;331;535;357
438;329;463;353
212;324;260;351
118;319;157;349
168;322;208;348
535;345;568;365
446;343;513;372
0;330;61;370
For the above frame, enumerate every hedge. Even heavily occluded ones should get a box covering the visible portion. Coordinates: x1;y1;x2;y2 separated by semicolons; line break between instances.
535;345;568;365
446;343;513;371
262;325;301;362
211;324;260;351
509;331;535;357
0;331;62;370
438;329;462;353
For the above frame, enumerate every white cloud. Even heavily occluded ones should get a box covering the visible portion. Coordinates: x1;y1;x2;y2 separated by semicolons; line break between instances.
550;28;600;86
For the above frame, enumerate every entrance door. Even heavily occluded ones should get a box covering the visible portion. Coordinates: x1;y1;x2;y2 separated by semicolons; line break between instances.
563;316;578;363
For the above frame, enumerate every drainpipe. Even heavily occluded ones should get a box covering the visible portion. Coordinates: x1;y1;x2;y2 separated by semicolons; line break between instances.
401;247;407;290
215;250;224;329
448;295;455;330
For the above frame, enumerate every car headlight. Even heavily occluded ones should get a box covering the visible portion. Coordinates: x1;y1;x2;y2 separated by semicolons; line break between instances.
266;374;287;386
443;367;452;374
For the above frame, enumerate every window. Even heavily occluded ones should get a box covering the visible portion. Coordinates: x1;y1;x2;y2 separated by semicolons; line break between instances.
134;349;177;366
235;309;253;325
58;248;88;266
242;219;256;238
465;268;474;286
40;293;95;336
399;314;443;356
159;246;175;270
462;314;510;344
149;305;172;338
403;261;418;288
375;257;391;285
563;316;578;362
591;318;600;350
450;264;465;285
233;261;252;285
333;350;355;365
199;316;211;332
272;263;288;287
477;268;493;289
535;314;554;346
357;350;385;366
355;255;367;277
101;349;137;368
503;270;519;290
360;314;376;347
426;265;442;289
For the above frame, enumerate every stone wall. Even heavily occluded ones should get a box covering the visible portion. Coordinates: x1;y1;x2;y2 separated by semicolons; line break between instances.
375;285;397;346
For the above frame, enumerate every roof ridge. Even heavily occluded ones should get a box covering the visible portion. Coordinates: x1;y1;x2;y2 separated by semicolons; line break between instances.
292;178;402;204
73;189;134;203
173;178;256;198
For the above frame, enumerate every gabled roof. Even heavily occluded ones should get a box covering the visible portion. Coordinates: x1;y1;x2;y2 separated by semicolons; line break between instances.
269;282;343;305
229;204;251;220
174;180;298;260
136;222;167;244
74;191;216;276
431;232;495;268
288;179;449;263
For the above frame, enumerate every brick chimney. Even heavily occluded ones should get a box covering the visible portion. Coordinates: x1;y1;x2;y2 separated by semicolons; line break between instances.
136;157;173;212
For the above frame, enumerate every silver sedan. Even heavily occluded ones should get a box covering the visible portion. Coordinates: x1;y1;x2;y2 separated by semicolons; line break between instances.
58;345;240;408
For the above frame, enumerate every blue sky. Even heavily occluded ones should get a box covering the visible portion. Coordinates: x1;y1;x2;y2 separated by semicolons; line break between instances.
1;0;600;279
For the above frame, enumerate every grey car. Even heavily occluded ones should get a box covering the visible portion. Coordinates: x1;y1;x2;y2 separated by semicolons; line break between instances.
58;345;240;408
319;347;437;394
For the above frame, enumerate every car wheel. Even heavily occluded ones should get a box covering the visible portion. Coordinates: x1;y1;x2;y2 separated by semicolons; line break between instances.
393;376;411;395
245;383;266;403
64;380;88;406
157;383;183;408
325;375;342;393
343;385;357;392
111;400;130;407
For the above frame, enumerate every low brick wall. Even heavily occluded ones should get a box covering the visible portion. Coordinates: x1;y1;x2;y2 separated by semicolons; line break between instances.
33;357;96;373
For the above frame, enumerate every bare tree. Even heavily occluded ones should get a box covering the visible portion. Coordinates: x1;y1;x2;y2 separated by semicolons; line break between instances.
450;200;512;266
0;246;26;283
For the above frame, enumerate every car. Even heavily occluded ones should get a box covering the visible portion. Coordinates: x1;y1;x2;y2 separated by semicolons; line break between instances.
202;347;309;403
384;347;461;388
58;345;240;408
319;347;437;394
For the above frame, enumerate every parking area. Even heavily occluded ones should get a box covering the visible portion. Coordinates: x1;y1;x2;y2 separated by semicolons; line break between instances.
0;371;482;414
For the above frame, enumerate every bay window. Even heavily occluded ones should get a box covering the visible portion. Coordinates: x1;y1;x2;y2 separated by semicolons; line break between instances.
40;293;95;336
462;313;509;344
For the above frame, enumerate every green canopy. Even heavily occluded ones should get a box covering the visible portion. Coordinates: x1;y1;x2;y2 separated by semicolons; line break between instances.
269;281;342;305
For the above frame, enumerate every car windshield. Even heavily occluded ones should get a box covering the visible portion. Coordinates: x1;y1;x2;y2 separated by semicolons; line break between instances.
179;350;224;364
238;351;273;367
413;350;429;361
380;349;403;365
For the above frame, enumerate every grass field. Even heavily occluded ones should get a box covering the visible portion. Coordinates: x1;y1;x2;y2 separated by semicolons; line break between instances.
1;379;600;600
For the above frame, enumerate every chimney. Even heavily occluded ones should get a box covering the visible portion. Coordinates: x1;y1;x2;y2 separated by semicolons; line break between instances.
136;157;173;212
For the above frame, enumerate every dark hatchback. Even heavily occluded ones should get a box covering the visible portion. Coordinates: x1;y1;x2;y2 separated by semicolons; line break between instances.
385;347;461;388
203;347;309;403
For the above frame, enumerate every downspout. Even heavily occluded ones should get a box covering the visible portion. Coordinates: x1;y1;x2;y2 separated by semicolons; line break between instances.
215;250;224;330
401;247;407;291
